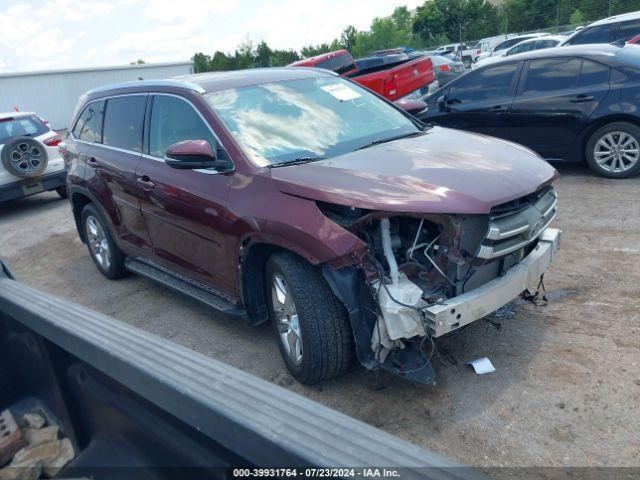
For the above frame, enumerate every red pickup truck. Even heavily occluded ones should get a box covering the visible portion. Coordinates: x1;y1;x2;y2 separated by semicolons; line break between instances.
289;49;436;102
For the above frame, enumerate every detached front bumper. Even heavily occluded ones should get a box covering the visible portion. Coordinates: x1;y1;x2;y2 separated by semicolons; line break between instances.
425;227;561;337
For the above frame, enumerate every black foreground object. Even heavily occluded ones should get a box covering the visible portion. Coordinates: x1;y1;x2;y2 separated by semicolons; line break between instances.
0;260;485;480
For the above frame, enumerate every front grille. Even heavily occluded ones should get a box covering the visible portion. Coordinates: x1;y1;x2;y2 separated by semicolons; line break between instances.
477;187;557;260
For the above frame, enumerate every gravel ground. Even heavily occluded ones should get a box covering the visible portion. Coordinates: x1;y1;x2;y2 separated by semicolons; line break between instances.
1;163;639;469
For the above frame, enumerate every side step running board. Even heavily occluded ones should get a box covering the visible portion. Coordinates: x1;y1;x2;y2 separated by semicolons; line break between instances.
125;258;247;320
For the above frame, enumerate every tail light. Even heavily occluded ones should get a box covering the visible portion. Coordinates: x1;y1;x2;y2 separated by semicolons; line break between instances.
439;65;452;72
44;135;62;147
385;76;398;98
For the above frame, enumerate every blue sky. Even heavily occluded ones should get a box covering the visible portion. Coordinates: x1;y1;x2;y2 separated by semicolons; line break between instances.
0;0;423;72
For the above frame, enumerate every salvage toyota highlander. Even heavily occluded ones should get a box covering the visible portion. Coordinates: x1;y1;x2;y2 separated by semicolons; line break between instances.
63;68;561;385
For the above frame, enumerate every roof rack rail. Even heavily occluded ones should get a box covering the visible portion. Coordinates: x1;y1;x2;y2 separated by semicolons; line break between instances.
86;79;205;95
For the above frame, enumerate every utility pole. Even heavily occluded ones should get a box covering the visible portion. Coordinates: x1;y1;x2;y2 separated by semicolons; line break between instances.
609;0;613;16
556;0;560;33
505;5;508;35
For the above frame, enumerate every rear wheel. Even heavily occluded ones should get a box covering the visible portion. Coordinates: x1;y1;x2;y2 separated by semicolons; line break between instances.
266;252;352;385
586;122;640;178
81;204;128;279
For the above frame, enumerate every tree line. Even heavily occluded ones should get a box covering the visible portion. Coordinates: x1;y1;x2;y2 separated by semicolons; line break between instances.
192;0;640;73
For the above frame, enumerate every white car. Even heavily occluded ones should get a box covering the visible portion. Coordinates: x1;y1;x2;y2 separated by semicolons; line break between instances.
561;10;640;45
0;112;67;203
473;35;565;69
474;33;550;64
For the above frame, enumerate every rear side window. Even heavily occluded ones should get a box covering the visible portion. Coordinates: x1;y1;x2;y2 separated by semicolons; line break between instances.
102;95;146;152
148;95;217;158
316;54;356;75
449;63;519;103
0;115;49;143
564;24;613;45
522;59;582;94
577;60;610;87
614;19;640;42
72;101;104;143
522;59;609;95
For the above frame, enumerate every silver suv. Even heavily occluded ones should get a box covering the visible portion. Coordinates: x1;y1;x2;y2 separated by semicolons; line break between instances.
0;112;67;203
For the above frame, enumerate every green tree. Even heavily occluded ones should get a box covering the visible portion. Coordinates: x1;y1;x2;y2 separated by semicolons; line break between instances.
340;25;358;52
210;51;231;71
271;49;300;66
192;52;211;73
255;41;272;67
569;8;585;25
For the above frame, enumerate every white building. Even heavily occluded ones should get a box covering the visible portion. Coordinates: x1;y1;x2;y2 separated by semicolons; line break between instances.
0;61;193;130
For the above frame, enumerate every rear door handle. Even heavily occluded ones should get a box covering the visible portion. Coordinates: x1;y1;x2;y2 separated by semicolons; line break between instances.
136;177;155;190
570;94;595;103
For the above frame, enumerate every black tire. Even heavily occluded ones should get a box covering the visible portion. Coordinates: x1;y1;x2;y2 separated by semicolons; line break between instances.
265;251;352;384
55;186;68;199
585;122;640;179
1;137;48;178
80;203;128;279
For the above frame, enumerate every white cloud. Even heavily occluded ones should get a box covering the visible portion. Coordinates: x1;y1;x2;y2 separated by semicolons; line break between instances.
1;0;427;72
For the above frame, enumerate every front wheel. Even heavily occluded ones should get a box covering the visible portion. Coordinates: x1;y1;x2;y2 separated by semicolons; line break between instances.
81;204;128;279
585;122;640;178
266;252;352;385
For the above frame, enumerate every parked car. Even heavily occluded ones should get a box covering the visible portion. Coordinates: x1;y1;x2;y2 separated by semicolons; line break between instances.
289;49;436;102
434;43;479;68
0;111;67;203
420;44;640;178
428;55;466;85
475;33;549;63
472;34;512;57
627;33;640;44
562;10;640;45
473;35;565;69
64;70;560;386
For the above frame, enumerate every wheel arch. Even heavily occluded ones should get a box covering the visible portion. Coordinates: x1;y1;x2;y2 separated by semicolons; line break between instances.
579;114;640;158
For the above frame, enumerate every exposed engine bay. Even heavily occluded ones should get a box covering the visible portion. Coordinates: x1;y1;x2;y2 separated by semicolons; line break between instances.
319;186;559;379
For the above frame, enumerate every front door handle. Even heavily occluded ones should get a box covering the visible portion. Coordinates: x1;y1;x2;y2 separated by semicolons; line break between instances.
86;157;99;167
570;94;595;103
137;177;155;190
488;105;507;112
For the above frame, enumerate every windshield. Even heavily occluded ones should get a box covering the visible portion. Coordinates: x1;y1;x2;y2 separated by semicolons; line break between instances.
0;115;48;143
205;76;419;167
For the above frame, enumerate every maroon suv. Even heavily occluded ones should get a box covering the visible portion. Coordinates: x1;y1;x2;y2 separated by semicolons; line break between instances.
64;68;560;385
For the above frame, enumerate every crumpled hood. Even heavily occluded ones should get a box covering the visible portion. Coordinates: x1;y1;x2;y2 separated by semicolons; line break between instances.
269;126;557;214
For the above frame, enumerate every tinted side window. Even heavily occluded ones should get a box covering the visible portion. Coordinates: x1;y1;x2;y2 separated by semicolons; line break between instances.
72;101;104;143
450;63;519;103
522;59;581;95
317;54;356;74
102;96;146;152
577;60;610;87
148;95;217;158
564;24;613;45
614;19;640;42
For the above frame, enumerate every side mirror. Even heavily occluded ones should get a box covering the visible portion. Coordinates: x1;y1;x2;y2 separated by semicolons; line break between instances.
164;140;230;171
437;95;447;110
395;98;427;115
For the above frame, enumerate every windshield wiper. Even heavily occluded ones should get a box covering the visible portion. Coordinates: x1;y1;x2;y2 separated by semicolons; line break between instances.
356;131;424;151
268;156;326;168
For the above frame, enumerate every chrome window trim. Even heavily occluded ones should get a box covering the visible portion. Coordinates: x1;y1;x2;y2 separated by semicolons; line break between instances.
70;92;228;176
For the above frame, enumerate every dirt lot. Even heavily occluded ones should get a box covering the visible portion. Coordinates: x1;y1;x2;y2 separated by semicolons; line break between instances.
1;163;639;469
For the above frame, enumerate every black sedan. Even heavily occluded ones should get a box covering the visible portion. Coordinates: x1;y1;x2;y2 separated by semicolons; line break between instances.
418;44;640;178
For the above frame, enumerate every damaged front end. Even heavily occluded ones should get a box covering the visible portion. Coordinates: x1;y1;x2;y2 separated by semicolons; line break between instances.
321;186;561;385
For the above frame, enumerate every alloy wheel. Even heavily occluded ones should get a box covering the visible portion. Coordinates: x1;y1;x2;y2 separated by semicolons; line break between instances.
593;131;640;174
85;216;111;271
9;142;42;175
271;273;303;367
